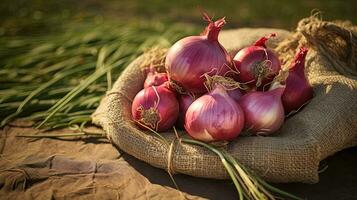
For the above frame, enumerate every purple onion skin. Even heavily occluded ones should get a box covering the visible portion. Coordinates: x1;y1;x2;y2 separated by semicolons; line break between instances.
227;88;243;102
238;85;285;135
144;72;168;88
282;47;313;114
176;94;197;128
131;84;179;132
165;18;231;94
233;34;281;88
234;46;280;86
184;85;245;142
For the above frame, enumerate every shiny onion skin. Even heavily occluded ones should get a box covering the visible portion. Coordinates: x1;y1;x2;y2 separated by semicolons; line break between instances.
176;94;199;128
233;34;281;88
144;71;168;88
131;83;179;132
165;15;231;93
184;85;244;142
238;83;285;135
282;47;313;114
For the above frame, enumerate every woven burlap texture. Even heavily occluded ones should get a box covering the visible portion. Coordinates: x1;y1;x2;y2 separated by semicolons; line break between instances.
92;17;357;183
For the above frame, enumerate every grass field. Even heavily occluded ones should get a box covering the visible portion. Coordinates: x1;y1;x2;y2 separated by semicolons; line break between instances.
1;0;356;36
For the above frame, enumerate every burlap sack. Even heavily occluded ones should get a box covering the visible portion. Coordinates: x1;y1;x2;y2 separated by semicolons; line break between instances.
92;17;357;183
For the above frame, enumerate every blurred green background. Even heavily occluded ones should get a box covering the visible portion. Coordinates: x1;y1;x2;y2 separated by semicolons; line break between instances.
1;0;356;36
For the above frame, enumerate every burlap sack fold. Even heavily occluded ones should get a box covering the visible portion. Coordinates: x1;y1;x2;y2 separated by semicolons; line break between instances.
92;17;357;183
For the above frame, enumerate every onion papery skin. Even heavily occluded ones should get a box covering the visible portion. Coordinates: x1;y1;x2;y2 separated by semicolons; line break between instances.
165;17;231;93
131;83;179;132
227;88;243;102
238;85;285;135
282;47;313;114
184;85;244;142
144;71;168;88
176;94;199;128
233;34;281;88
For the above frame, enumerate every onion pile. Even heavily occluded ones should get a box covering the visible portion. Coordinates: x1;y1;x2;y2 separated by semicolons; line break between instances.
131;14;314;142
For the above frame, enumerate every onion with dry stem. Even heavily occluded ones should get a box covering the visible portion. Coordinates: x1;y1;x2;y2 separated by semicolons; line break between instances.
233;34;281;88
165;13;232;93
132;82;179;132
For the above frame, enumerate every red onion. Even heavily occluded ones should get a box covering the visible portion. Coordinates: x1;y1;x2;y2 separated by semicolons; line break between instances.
233;34;281;88
176;94;199;128
184;85;245;142
227;88;243;102
144;70;168;88
132;83;179;132
282;47;313;114
165;14;232;93
238;82;285;135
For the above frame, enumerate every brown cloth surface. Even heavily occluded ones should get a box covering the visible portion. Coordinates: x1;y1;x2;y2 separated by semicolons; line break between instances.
1;124;357;200
0;125;203;200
